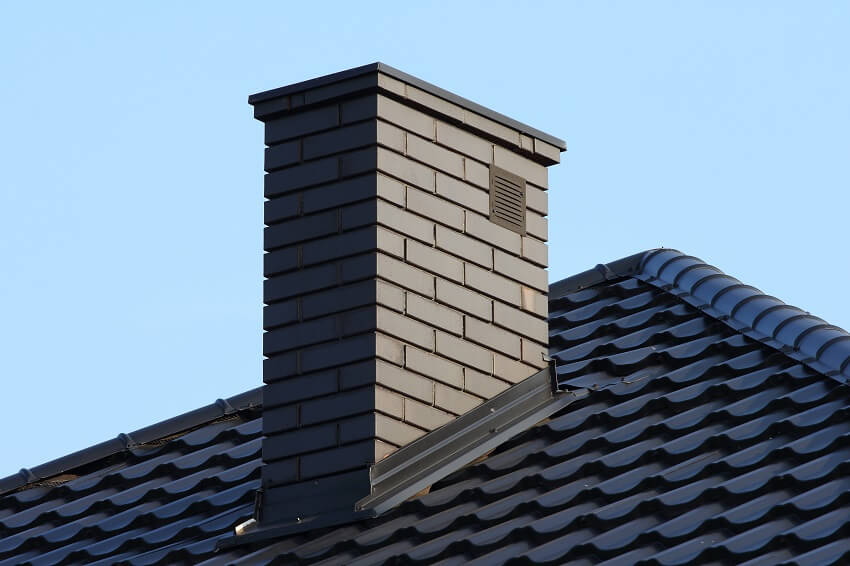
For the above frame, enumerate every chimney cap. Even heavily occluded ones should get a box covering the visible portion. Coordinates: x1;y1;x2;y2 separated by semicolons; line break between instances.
248;62;566;151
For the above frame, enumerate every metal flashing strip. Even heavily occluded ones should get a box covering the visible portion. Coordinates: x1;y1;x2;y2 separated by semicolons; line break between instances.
358;362;580;515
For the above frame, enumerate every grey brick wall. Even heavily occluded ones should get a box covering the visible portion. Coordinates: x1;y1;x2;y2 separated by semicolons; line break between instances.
250;65;562;525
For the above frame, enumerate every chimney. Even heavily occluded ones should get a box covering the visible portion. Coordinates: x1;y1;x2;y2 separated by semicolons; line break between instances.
249;63;564;527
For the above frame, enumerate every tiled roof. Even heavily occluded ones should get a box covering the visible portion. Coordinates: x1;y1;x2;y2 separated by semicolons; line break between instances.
3;249;850;565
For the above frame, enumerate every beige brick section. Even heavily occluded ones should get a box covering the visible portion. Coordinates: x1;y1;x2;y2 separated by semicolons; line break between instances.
534;138;562;164
436;225;492;268
522;236;548;267
521;338;549;369
404;344;464;388
525;210;548;241
377;226;405;259
406;240;463;283
377;253;435;298
377;173;405;207
493;302;548;342
522;286;549;318
495;354;538;383
465;263;522;305
436;121;492;164
377;147;435;192
377;306;435;350
520;134;535;153
377;199;434;244
406;85;465;122
465;212;522;255
406;132;464;178
375;439;397;461
465;317;521;359
464;158;489;189
494;250;548;292
464;368;510;398
435;278;492;321
377;73;406;97
376;279;405;312
376;332;405;366
526;185;548;215
406;187;464;230
376;413;425;446
435;384;481;415
404;398;453;430
435;173;489;217
376;359;434;404
435;331;493;373
377;95;435;140
493;145;548;189
376;384;404;418
406;292;463;336
463;110;521;147
377;119;405;153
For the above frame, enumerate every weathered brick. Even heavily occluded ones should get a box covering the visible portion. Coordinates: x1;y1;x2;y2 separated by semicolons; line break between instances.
526;185;548;215
377;95;435;140
406;86;465;122
521;338;549;369
522;236;548;267
376;119;405;153
493;145;548;189
263;423;337;461
406;240;463;283
265;104;339;144
264;156;339;197
435;173;489;217
377;306;435;350
377;147;435;192
525;210;548;241
302;121;374;160
406;187;464;230
377;253;435;298
465;212;522;255
494;354;538;383
375;384;404;418
265;262;337;302
435;384;480;415
464;263;522;305
376;360;434;404
404;344;464;388
406;292;463;335
403;398;453;430
465;317;521;359
493;250;548;292
265;140;301;171
464;158;489;189
376;414;426;446
436;121;492;164
377;173;405;206
534;138;562;164
376;279;405;312
493;302;548;342
377;199;434;244
406;133;464;178
435;278;491;321
435;331;493;373
376;332;405;366
436;225;492;268
464;368;510;399
463;110;521;148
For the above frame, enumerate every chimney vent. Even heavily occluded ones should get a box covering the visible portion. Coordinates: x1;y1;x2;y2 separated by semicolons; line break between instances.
489;165;527;235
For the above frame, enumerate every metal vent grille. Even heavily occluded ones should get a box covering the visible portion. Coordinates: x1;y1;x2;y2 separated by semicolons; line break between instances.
489;165;526;235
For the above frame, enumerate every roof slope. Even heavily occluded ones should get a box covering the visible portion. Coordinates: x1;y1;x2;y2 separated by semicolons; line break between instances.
3;249;850;565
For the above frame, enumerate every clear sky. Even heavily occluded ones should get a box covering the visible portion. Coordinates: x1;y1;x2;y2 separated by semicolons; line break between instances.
1;2;848;477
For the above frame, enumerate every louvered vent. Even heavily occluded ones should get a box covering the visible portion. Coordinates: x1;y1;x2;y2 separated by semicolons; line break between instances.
489;165;526;235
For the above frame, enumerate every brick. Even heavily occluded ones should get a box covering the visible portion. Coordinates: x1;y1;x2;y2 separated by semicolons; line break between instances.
303;74;377;106
264;156;339;197
465;317;521;359
264;369;338;407
521;286;548;318
264;209;338;250
376;226;404;259
340;307;378;337
377;95;435;140
341;95;377;124
522;236;548;267
493;302;548;342
435;384;480;415
377;306;434;350
377;73;406;97
376;384;404;418
376;414;426;446
403;398;453;430
406;292;463;335
436;225;492;268
494;250;548;292
302;121;374;160
265;104;339;144
525;210;548;241
265;140;301;171
526;185;548;215
265;263;337;302
300;227;370;267
404;344;464;388
340;200;378;232
465;212;522;255
463;110;521;148
464;263;522;305
494;354;538;383
339;359;378;390
493;145;548;189
376;279;405;312
263;316;337;354
376;119;405;152
436;121;492;164
338;413;378;444
263;422;337;461
406;187;464;230
377;199;434;244
435;278;491;321
520;134;535;153
522;338;549;369
406;133;464;178
261;458;298;487
435;173;489;217
300;440;375;479
300;387;373;426
534;138;562;164
264;299;298;329
252;96;289;121
300;280;373;320
264;352;298;381
435;331;493;373
377;253;435;298
264;193;301;224
375;360;434;404
300;333;375;373
301;175;375;215
340;253;377;284
377;147;435;192
263;246;299;276
340;147;376;177
464;368;510;399
464;158;489;189
406;86;465;122
377;174;405;206
263;405;297;434
406;240;463;283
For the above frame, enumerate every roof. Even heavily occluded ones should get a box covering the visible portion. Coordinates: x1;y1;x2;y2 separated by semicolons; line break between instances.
3;249;850;565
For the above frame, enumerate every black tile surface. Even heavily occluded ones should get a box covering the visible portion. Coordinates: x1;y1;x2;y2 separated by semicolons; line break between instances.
2;249;849;565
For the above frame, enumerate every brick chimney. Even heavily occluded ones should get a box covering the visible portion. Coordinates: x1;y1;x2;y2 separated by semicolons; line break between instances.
248;63;564;526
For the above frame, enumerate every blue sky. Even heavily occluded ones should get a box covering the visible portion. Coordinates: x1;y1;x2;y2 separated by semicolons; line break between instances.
1;2;848;476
